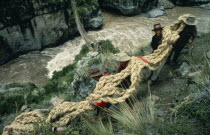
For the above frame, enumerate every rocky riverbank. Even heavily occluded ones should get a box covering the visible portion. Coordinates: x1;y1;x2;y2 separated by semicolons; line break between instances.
0;0;103;65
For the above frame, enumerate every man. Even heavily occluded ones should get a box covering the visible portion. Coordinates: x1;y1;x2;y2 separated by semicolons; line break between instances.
150;24;165;83
151;23;164;51
167;15;198;65
117;53;132;89
117;53;151;88
88;67;111;117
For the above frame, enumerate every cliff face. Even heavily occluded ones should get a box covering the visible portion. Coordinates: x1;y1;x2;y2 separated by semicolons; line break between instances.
99;0;158;16
0;0;103;65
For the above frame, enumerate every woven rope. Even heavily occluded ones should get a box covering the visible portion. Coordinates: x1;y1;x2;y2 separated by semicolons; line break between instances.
2;112;44;135
2;14;192;134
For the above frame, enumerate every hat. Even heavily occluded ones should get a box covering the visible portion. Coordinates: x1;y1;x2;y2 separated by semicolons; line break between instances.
116;52;131;62
182;15;198;25
152;23;164;31
90;67;103;78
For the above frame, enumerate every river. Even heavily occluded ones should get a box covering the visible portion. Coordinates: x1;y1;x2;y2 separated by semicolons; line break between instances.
0;7;210;87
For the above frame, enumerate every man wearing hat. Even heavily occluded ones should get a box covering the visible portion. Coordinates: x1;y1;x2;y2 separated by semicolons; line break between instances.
116;53;132;89
151;23;164;51
117;52;132;73
89;67;111;117
167;15;198;64
117;53;151;88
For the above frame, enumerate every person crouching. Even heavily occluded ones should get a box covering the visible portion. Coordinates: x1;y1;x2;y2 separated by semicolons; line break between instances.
88;67;111;118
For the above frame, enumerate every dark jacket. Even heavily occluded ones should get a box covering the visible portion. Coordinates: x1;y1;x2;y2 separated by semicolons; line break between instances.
151;35;163;50
175;25;197;48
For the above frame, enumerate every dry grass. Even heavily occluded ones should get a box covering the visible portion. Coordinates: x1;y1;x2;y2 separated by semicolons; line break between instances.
85;95;156;135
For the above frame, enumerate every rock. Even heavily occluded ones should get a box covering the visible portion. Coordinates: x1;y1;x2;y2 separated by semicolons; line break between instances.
148;9;167;18
151;95;160;101
0;23;3;29
206;50;210;59
173;78;188;87
52;126;67;132
188;84;197;91
0;86;6;93
158;0;175;9
50;97;64;106
21;105;29;112
176;0;209;6
88;11;104;29
188;71;201;77
159;6;165;10
177;62;191;76
154;109;165;117
57;127;67;132
24;108;32;112
0;87;25;94
198;3;210;10
0;1;103;65
70;74;97;101
32;109;50;113
101;0;158;16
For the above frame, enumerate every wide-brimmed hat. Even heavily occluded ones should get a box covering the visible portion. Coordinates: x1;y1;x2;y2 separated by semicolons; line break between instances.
116;52;131;62
182;15;198;25
90;67;103;78
152;23;164;31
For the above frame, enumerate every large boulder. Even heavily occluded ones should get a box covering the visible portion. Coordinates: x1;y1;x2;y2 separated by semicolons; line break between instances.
0;0;103;65
99;0;158;16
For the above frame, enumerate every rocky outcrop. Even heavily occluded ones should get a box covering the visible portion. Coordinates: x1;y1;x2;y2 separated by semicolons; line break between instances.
70;50;118;101
175;0;209;6
158;0;175;9
99;0;158;15
148;9;167;18
0;0;103;65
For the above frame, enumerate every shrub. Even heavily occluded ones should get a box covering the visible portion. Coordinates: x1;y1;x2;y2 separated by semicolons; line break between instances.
97;40;120;54
176;89;210;125
0;83;40;115
74;45;90;63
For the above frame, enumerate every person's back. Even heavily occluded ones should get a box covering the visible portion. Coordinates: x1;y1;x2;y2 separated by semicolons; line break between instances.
175;25;197;47
167;15;198;64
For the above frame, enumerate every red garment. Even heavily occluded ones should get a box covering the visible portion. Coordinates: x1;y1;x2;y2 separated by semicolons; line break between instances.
95;74;110;107
135;56;149;63
96;102;109;107
117;56;149;73
118;63;128;73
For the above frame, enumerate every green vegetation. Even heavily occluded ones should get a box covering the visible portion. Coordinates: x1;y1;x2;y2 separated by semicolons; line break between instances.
74;45;90;63
97;40;120;54
30;121;80;135
0;83;38;115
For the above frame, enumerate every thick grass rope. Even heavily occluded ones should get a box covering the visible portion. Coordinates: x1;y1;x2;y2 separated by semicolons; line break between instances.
2;112;44;135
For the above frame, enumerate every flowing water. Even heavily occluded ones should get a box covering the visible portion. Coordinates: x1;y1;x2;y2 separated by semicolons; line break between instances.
0;7;210;87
